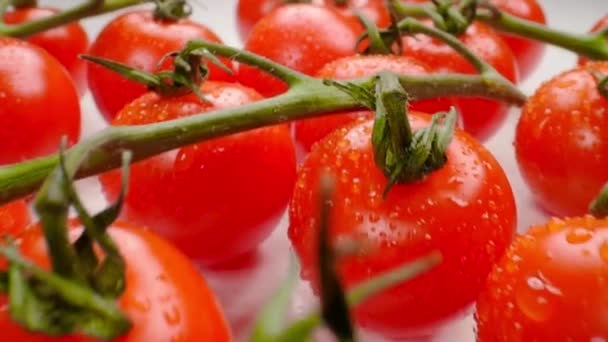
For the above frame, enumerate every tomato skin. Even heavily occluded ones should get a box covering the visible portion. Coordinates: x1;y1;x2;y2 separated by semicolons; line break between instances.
0;200;30;237
476;216;608;341
294;54;458;153
0;37;80;165
0;220;232;341
4;6;89;95
578;15;608;66
288;113;517;338
99;81;296;266
400;21;518;141
237;4;360;97
515;62;608;217
87;10;234;122
236;0;390;42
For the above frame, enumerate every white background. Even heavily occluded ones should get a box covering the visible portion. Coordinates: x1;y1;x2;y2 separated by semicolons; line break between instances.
36;1;608;341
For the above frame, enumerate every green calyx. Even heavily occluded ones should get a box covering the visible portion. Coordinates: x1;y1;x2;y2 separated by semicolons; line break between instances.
590;182;608;218
81;40;232;101
327;71;457;195
153;0;192;21
0;140;133;339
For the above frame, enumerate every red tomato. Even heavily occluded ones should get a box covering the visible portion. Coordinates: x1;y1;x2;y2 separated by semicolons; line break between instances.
0;220;232;341
288;113;517;338
400;20;518;140
476;216;608;341
3;6;89;95
294;54;458;153
578;14;608;66
235;0;390;42
404;0;545;79
236;4;360;97
87;10;234;122
0;37;80;165
0;200;30;237
99;81;296;266
515;62;608;217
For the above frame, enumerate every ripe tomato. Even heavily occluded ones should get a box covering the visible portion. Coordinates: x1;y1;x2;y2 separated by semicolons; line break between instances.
489;0;546;80
288;113;517;338
294;54;457;153
0;200;30;237
87;10;234;122
236;4;360;97
476;216;608;341
400;20;518;140
3;6;89;95
0;220;232;341
99;81;296;266
0;37;80;166
578;14;608;66
515;62;608;217
235;0;390;42
404;0;545;79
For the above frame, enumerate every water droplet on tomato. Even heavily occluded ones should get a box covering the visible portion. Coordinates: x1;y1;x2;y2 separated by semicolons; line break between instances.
163;305;181;326
566;228;593;244
516;276;555;322
133;297;151;312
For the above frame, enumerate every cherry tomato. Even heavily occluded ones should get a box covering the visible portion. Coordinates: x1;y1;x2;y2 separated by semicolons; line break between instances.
404;0;545;79
288;113;517;338
476;216;608;341
0;220;232;341
578;14;608;66
0;37;80;166
0;200;30;237
235;0;390;42
515;62;608;217
86;10;234;122
236;4;360;97
294;54;457;153
3;6;89;95
99;81;296;266
400;20;518;140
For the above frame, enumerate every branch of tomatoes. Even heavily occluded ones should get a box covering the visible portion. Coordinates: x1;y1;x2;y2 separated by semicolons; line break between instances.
391;0;608;61
0;39;524;205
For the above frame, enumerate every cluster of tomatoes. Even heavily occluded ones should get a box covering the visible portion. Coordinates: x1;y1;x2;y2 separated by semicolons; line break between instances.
0;0;607;341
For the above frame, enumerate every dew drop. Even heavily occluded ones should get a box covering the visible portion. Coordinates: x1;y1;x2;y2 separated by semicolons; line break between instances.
133;297;151;312
566;228;593;244
163;306;181;326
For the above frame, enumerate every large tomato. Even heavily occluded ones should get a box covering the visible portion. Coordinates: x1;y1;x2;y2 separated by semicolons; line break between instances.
86;10;234;122
3;6;89;95
400;20;518;140
236;4;360;97
0;37;80;166
515;62;608;217
288;113;517;338
294;54;457;153
0;220;232;341
99;81;296;266
235;0;390;41
476;216;608;341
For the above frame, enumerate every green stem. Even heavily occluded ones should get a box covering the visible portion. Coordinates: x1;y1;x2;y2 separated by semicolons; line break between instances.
392;1;608;60
0;0;149;38
0;41;524;206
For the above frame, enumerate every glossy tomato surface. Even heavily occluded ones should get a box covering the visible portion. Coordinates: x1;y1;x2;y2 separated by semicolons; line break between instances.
0;220;232;341
235;0;390;41
289;113;517;338
400;21;518;141
99;81;296;266
294;54;457;154
86;10;234;122
237;4;360;97
515;62;608;217
0;37;80;165
4;6;89;95
0;200;30;237
476;216;608;341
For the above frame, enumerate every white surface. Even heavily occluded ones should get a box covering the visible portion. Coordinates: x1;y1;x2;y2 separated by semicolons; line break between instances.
38;1;606;341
